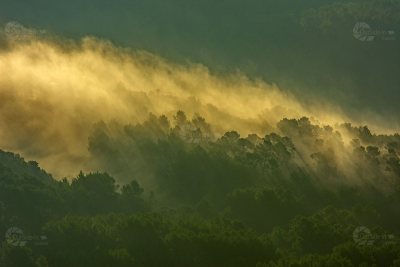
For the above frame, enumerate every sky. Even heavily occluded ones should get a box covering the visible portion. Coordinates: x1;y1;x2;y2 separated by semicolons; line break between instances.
0;0;399;177
0;0;399;119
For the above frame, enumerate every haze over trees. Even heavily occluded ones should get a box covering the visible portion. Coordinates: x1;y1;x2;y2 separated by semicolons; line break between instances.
1;111;400;266
0;0;399;265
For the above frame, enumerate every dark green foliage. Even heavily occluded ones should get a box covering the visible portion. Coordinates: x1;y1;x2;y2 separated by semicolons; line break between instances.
1;113;400;266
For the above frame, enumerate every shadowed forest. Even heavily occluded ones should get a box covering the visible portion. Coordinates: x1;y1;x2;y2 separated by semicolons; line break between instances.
1;0;400;266
1;112;400;266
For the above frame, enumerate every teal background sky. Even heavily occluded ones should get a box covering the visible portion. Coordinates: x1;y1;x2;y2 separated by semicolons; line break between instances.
1;0;399;124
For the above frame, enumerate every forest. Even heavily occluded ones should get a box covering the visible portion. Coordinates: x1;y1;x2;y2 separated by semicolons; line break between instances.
1;0;400;266
1;111;400;267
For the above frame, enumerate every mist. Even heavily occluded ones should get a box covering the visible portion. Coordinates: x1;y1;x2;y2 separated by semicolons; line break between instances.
0;29;363;177
1;3;400;266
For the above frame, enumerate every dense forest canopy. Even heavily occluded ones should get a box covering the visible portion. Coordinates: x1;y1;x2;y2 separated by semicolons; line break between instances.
1;112;400;266
1;0;400;265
